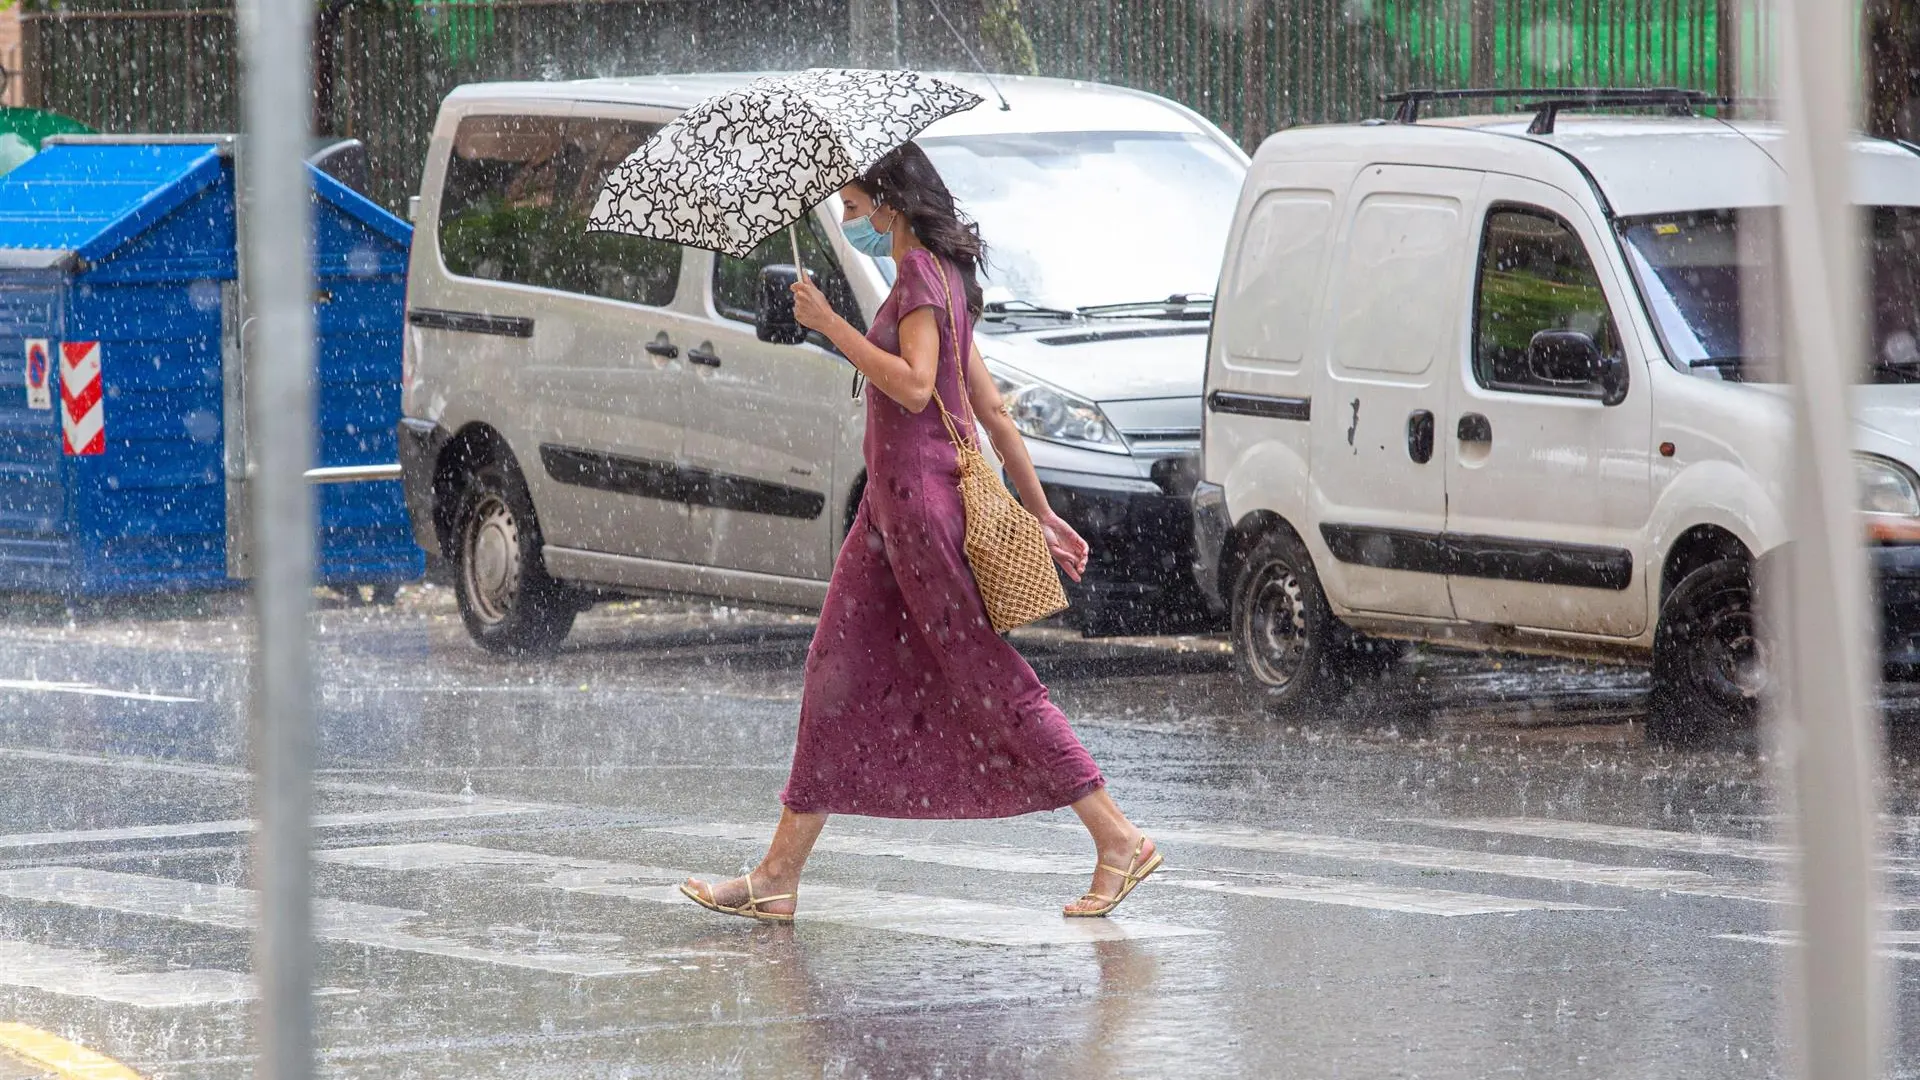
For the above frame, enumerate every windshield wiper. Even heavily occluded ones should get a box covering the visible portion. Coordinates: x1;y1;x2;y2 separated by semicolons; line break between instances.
1077;293;1214;319
981;299;1079;321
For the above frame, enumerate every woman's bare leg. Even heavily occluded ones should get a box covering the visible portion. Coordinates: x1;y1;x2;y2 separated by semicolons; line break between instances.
1064;786;1155;915
682;808;827;917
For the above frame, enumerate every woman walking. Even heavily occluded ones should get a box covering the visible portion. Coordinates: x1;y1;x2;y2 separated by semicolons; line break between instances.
680;142;1160;922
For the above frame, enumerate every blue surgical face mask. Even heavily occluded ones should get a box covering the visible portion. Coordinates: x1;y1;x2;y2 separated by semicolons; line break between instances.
842;208;894;257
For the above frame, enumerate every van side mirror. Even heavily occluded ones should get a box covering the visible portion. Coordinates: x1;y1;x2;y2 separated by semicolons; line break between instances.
1526;329;1626;405
756;264;807;345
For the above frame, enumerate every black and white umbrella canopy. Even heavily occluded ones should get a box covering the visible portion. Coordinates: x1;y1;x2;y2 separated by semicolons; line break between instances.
586;68;983;258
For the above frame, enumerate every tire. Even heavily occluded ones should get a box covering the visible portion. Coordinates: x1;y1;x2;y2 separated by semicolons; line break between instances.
1229;528;1371;719
1649;557;1766;746
451;460;577;655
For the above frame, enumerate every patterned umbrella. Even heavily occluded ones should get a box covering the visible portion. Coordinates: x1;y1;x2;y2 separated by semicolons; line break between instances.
586;68;983;261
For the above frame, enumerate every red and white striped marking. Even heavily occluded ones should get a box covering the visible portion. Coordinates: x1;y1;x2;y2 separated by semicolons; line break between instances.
59;341;102;456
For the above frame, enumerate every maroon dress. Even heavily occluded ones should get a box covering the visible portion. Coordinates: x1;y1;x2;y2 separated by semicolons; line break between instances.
779;248;1106;819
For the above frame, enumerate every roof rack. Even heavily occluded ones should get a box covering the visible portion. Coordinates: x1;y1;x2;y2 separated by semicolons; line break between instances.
1382;87;1733;133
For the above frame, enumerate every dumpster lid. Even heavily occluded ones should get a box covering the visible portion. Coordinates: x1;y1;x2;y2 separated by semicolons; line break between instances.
0;140;226;267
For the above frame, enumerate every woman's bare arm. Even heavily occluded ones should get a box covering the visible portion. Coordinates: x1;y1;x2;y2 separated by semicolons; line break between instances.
791;277;938;413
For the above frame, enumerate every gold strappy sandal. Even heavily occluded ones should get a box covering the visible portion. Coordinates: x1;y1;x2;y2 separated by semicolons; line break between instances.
1065;836;1164;918
679;874;797;924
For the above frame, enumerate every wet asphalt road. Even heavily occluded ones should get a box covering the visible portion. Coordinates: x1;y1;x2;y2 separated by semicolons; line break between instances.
6;587;1920;1078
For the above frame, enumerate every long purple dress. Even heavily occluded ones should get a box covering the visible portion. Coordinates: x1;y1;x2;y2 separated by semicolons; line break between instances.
779;247;1106;819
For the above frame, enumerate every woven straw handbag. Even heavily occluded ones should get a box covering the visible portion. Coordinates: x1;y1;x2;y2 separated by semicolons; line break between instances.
925;257;1070;633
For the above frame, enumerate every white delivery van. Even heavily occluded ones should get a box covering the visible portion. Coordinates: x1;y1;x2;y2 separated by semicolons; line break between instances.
1192;89;1920;743
398;72;1247;653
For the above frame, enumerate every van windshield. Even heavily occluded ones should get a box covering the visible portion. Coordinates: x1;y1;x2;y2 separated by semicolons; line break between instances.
916;130;1244;313
1620;206;1920;383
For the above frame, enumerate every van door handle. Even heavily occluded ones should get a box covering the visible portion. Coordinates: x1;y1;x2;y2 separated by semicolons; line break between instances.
1407;409;1434;463
688;344;722;368
644;341;679;359
1457;413;1492;443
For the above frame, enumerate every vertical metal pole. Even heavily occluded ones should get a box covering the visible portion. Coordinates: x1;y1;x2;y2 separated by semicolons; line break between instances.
238;0;316;1069
1775;1;1884;1078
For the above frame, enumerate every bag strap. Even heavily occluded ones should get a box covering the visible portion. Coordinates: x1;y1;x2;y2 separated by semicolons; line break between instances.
921;253;978;455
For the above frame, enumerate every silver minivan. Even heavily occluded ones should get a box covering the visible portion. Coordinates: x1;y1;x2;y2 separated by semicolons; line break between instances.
397;72;1247;652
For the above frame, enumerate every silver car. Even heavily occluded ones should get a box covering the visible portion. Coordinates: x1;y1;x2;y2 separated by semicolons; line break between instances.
397;72;1247;652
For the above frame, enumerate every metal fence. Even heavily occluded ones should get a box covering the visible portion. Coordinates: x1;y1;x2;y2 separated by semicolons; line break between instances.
1022;0;1771;148
22;0;1768;210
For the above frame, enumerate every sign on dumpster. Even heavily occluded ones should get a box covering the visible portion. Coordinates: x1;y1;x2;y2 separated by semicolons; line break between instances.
22;338;48;410
60;341;101;456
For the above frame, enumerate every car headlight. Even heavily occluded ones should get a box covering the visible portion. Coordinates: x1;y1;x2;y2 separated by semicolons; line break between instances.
988;364;1128;454
1858;455;1920;517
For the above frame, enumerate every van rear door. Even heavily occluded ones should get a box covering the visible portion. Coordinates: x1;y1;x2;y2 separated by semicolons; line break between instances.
1309;164;1482;620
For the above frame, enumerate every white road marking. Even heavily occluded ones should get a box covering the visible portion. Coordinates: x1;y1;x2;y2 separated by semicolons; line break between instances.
0;867;654;977
1401;816;1920;876
654;824;1603;917
1171;877;1606;917
1146;825;1920;909
322;842;1212;947
1400;817;1792;861
0;940;263;1007
0;746;552;806
650;822;1091;875
0;679;196;704
0;803;549;851
1719;930;1920;962
1140;824;1712;890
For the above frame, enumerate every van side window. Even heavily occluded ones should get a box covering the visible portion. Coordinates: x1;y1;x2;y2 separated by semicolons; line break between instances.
713;216;865;334
1222;190;1334;366
1474;207;1622;395
438;115;682;308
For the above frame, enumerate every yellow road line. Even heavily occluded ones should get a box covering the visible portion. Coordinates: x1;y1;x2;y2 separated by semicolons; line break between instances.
0;1023;143;1080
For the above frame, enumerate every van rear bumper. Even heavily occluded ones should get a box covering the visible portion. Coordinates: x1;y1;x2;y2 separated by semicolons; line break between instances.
396;417;450;556
1190;480;1232;616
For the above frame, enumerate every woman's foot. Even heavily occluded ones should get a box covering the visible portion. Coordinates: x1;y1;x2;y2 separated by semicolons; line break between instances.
680;871;799;921
1064;833;1161;917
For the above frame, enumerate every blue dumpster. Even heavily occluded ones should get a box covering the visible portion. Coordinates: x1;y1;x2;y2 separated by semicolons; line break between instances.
0;136;423;596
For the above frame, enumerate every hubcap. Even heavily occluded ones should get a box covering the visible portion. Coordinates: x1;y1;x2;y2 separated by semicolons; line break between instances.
1695;583;1769;703
1243;562;1309;688
463;494;520;626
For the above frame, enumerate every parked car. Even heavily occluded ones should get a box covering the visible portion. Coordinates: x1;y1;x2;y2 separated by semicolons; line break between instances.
1191;90;1920;743
398;72;1248;653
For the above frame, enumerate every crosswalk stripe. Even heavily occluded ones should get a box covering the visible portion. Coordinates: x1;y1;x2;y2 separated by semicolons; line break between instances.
320;842;1213;946
0;747;537;806
0;679;195;704
0;867;654;977
1718;930;1920;962
1397;817;1920;879
0;1023;143;1080
0;940;290;1008
0;803;549;852
1398;817;1791;861
1170;877;1606;916
649;822;1090;875
1142;824;1920;908
1136;824;1712;890
653;823;1605;917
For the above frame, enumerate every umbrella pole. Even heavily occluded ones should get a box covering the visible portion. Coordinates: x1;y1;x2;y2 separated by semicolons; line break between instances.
788;224;805;279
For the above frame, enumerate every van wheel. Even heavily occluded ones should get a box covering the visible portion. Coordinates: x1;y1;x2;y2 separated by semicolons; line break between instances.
1231;529;1359;719
1649;557;1765;746
453;461;576;655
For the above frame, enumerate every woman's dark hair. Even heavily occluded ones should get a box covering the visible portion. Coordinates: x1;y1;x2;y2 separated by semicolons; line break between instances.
851;141;988;317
